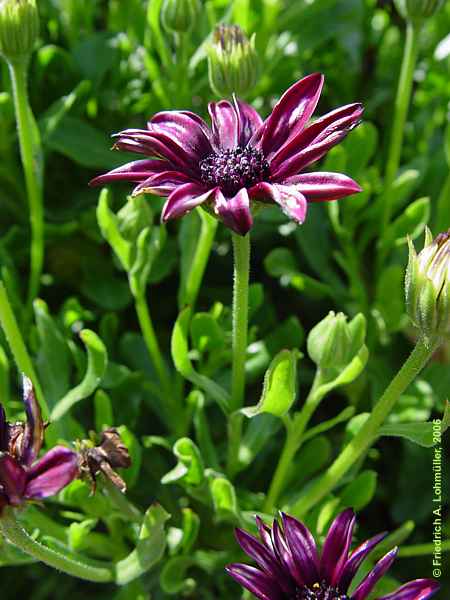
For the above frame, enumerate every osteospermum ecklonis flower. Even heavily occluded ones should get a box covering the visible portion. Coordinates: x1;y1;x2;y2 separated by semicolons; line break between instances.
0;376;79;511
90;74;363;236
226;509;439;600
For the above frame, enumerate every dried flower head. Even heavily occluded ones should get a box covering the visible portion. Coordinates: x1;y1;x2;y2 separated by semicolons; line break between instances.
90;74;363;236
78;428;131;493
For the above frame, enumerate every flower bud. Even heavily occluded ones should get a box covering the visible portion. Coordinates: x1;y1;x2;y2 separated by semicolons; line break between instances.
0;0;39;62
405;228;450;343
207;24;259;98
307;311;366;372
395;0;444;24
160;0;200;33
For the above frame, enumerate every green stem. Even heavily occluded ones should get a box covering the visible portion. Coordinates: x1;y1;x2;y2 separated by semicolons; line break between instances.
398;540;450;557
0;508;113;582
227;233;251;476
435;169;450;233
134;294;184;432
379;21;421;257
290;336;437;518
180;209;218;309
8;58;44;318
101;477;142;524
0;282;48;418
264;373;324;512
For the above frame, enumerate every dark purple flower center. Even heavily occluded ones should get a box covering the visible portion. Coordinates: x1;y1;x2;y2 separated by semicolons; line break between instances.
295;582;349;600
199;146;269;195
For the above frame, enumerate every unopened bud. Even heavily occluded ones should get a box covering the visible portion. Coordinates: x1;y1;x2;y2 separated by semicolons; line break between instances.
395;0;444;24
161;0;200;33
0;0;39;62
207;24;259;98
405;228;450;343
307;311;366;372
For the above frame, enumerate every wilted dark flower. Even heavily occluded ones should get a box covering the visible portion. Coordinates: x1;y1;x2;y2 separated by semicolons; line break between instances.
226;509;439;600
0;377;79;512
78;428;131;493
90;74;362;236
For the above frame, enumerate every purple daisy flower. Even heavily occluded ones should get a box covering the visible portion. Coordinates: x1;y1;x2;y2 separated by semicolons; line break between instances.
90;73;363;235
0;376;79;511
226;509;439;600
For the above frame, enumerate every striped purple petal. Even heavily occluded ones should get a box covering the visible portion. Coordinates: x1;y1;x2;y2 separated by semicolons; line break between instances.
260;73;324;157
161;183;213;221
352;548;398;600
24;446;79;499
282;513;320;586
339;532;387;592
21;376;44;467
234;97;264;147
283;172;362;201
226;563;283;600
89;159;171;187
213;187;253;235
149;110;213;159
0;454;26;505
321;508;356;585
250;182;307;224
208;100;240;150
377;579;440;600
131;170;193;197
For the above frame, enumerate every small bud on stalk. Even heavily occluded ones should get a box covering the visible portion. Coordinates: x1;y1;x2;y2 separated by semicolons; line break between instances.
207;24;259;98
0;0;39;62
405;228;450;344
307;311;366;372
395;0;444;24
161;0;200;33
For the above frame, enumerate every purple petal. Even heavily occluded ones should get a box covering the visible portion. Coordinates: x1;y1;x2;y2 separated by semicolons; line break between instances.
282;513;320;586
351;547;398;600
234;97;264;146
270;102;363;172
161;183;213;221
131;170;193;197
271;519;305;587
226;563;282;600
250;182;307;224
24;446;79;499
149;110;213;159
0;454;26;505
89;159;171;187
256;515;274;550
235;528;293;595
320;508;355;585
260;73;324;157
208;100;239;150
339;532;387;592
21;376;44;467
213;188;253;235
283;172;362;201
377;579;440;600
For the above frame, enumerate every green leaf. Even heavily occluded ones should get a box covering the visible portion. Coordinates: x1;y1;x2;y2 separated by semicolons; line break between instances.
374;265;405;333
94;389;114;430
343;121;378;175
115;504;170;586
117;426;142;488
209;477;239;522
379;401;450;447
161;438;205;487
97;189;131;270
51;330;108;420
387;197;430;247
302;406;355;443
160;556;196;595
191;312;225;353
39;80;91;141
242;349;300;418
179;508;200;554
339;470;378;511
171;308;230;413
129;226;165;297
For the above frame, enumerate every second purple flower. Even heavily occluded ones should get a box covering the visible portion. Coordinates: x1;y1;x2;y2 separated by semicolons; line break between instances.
90;73;363;235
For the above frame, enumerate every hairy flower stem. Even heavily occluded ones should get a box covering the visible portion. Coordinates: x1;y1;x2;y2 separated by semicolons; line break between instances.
264;373;324;512
8;58;44;322
135;294;184;434
290;336;437;518
379;21;421;267
180;209;218;309
0;282;48;418
227;233;250;477
0;508;114;582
